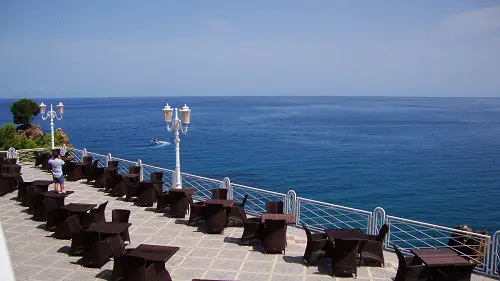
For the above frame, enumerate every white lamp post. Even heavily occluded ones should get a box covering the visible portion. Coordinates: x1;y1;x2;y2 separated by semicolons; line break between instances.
39;101;64;149
163;103;191;189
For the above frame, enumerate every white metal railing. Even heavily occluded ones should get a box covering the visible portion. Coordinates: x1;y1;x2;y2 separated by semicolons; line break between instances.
8;146;500;278
297;197;373;234
386;215;491;275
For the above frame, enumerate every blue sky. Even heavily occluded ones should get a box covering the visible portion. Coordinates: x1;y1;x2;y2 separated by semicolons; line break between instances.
0;1;499;98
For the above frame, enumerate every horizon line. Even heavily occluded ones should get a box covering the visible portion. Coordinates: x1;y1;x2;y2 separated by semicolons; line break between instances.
1;95;500;100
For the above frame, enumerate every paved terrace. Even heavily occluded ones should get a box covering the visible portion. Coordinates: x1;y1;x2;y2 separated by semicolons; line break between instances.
1;164;494;281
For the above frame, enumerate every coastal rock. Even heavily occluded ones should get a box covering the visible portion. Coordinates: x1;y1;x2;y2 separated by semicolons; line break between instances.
56;128;69;144
23;125;43;140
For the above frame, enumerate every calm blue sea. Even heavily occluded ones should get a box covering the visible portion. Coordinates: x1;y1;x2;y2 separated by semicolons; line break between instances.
1;96;499;233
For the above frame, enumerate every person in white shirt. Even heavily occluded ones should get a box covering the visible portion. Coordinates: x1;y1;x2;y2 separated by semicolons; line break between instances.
48;150;66;193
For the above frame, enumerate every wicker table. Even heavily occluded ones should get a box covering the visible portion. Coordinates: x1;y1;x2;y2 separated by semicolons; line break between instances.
32;180;54;193
42;190;74;207
261;214;295;224
204;199;234;208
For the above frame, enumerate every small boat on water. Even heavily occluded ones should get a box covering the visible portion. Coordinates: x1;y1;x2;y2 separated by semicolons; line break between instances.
151;139;170;145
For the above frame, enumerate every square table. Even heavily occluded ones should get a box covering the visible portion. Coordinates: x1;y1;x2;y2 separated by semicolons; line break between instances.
204;199;234;208
63;203;97;219
32;180;54;193
86;222;132;237
410;248;471;267
43;190;74;207
324;228;365;240
261;214;295;224
127;244;179;273
410;248;459;258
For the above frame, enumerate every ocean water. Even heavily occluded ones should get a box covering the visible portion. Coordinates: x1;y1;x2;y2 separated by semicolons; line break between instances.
1;96;499;233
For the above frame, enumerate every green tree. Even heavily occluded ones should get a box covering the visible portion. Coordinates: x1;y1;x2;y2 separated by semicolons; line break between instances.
10;98;40;127
0;123;16;149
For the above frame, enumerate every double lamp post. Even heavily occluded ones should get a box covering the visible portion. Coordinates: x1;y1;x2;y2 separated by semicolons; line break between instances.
39;102;64;149
163;103;191;189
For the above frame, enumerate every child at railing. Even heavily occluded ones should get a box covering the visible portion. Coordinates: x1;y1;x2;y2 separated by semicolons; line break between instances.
48;150;66;193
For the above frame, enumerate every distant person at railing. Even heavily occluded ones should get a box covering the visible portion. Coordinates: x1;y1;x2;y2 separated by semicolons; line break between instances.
48;150;66;193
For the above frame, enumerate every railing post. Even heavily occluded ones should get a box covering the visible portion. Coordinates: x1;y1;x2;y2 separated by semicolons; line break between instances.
219;177;232;200
106;153;112;167
136;159;143;182
490;230;500;278
285;190;298;225
7;147;18;164
60;144;67;156
82;148;88;157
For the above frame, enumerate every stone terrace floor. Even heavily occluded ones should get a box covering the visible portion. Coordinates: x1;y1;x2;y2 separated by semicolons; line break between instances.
0;164;495;281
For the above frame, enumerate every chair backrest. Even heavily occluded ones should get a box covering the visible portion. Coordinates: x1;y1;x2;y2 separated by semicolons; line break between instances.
105;235;125;257
108;160;119;168
112;209;131;223
97;201;108;214
42;197;58;211
302;222;313;242
83;156;93;164
150;172;164;182
263;219;287;250
92;160;99;167
376;224;390;241
240;194;249;207
394;245;409;268
66;215;83;234
34;151;40;157
333;238;359;262
265;201;284;214
129;166;141;174
211;188;228;200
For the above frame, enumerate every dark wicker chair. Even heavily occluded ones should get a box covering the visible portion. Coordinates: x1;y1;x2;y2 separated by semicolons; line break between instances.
187;196;204;225
360;224;389;266
106;173;123;193
112;209;131;243
360;239;385;266
211;188;228;200
168;189;194;218
111;177;130;197
43;197;58;228
366;224;390;241
66;161;84;181
85;160;101;183
17;181;32;204
394;245;428;281
434;263;477;281
70;230;99;256
46;204;70;231
80;239;112;268
34;151;44;167
108;236;134;280
302;222;328;266
135;181;156;207
262;219;287;254
156;190;171;213
228;195;248;225
55;214;82;239
121;255;159;281
265;201;284;214
241;217;263;245
204;203;227;234
82;201;108;228
26;185;39;213
32;192;48;221
331;238;359;277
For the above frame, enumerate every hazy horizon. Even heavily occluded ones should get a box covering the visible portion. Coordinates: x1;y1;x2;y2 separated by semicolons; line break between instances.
1;1;499;98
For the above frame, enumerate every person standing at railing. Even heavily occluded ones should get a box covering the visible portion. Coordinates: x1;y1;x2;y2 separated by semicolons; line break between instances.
48;150;66;193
